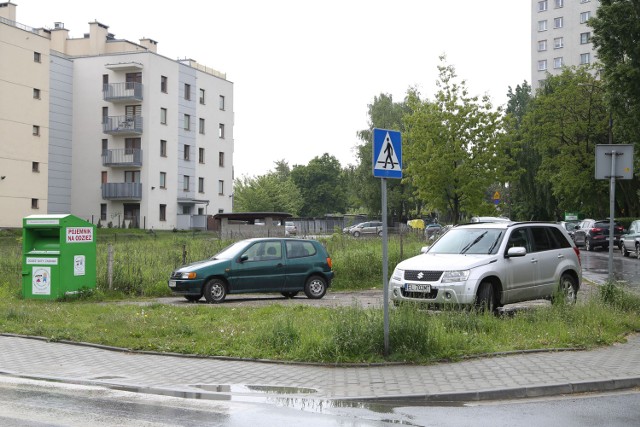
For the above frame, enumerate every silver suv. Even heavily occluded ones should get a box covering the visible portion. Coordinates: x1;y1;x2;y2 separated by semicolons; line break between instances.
389;222;581;311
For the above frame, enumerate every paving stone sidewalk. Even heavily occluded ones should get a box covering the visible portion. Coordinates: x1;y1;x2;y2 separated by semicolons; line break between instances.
1;333;639;403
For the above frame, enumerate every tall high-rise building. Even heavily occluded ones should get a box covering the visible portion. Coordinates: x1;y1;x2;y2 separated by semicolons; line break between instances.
531;0;601;91
0;3;234;229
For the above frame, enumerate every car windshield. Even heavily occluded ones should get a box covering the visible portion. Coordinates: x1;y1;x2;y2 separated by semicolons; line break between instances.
210;240;252;260
427;228;504;255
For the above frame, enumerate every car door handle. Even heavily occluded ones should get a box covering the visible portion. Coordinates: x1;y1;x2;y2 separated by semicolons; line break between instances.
557;254;564;259
276;263;284;268
530;259;538;264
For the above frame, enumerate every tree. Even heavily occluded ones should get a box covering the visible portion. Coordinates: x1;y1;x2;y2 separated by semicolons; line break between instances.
590;0;640;146
403;58;507;224
502;81;559;220
290;154;347;217
518;67;611;218
233;161;302;214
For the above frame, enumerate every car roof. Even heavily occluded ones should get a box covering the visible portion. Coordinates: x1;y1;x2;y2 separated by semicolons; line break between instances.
455;221;562;230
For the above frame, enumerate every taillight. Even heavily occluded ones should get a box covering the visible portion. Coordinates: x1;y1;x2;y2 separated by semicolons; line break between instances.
591;227;603;233
326;257;333;269
573;246;581;265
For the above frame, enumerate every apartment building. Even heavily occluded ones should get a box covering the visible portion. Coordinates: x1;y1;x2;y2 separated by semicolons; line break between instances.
0;3;234;230
531;0;600;91
0;2;50;227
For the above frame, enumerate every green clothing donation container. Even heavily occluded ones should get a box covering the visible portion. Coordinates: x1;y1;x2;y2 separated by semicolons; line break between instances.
22;214;96;300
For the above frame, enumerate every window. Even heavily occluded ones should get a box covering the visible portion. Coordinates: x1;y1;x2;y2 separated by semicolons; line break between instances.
125;138;140;155
218;180;224;195
101;171;108;184
160;172;166;189
32;125;40;136
160;204;166;221
555;0;563;8
198;177;204;193
160;139;167;157
199;118;205;134
184;83;191;100
102;107;108;124
33;52;41;63
554;37;564;49
199;147;205;164
126;72;141;89
200;89;205;104
183;206;192;215
538;60;548;71
32;162;39;172
198;208;204;215
100;204;107;221
580;32;591;44
160;108;167;125
31;198;39;209
554;17;563;28
554;57;563;69
538;1;547;12
33;88;41;99
219;151;225;167
103;74;109;85
580;53;591;65
183;114;191;130
125;171;140;183
538;40;547;51
219;123;225;138
161;76;167;93
219;95;225;110
538;20;547;31
183;175;190;191
580;11;591;23
102;139;108;155
183;144;191;161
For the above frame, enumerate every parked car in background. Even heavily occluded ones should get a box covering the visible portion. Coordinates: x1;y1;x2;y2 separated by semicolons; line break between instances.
559;221;580;242
389;221;581;312
348;221;383;237
424;223;443;239
168;238;334;303
573;219;624;251
285;221;297;236
619;220;640;258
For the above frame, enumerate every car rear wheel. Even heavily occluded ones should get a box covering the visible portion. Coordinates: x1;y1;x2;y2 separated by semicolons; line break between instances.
352;231;361;237
281;291;299;299
184;295;201;302
475;281;496;313
204;279;227;303
553;273;577;304
304;275;327;299
585;238;594;251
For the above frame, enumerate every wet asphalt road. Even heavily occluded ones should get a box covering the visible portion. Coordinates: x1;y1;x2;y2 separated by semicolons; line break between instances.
580;245;640;291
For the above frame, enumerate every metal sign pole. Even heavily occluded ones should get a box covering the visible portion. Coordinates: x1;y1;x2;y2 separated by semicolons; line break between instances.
608;151;616;282
382;177;389;357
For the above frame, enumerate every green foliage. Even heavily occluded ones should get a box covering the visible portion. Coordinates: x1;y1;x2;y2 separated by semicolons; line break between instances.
290;154;347;217
233;161;303;214
403;57;508;224
590;0;640;147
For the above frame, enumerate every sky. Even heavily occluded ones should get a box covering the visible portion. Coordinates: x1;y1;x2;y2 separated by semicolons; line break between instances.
16;0;531;179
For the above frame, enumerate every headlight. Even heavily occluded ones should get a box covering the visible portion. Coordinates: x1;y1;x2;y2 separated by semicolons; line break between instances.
391;268;404;281
180;272;197;279
441;270;469;283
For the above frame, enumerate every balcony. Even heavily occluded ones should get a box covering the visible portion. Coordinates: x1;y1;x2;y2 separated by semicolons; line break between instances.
103;82;143;102
103;115;143;136
102;182;142;200
102;149;143;167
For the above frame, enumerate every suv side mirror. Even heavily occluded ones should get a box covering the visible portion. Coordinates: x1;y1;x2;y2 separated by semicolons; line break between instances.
506;247;527;258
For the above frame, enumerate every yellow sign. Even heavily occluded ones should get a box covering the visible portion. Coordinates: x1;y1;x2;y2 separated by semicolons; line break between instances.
493;191;500;200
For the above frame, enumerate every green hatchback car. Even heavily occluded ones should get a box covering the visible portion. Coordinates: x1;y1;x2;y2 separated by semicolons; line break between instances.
168;238;334;303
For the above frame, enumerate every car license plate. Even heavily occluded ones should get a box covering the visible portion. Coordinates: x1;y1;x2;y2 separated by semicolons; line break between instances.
405;283;431;293
169;280;177;288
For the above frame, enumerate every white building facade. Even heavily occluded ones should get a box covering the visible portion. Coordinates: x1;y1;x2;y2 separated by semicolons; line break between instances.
531;0;601;91
0;3;234;229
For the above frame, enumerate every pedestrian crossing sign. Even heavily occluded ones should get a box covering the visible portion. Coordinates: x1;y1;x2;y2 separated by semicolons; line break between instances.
373;128;402;179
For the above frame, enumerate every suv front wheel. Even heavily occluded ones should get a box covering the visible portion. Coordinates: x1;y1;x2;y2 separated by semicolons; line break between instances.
475;281;497;313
